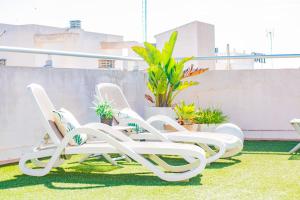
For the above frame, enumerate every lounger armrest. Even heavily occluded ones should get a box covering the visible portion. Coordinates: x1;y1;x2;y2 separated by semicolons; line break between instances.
82;123;133;142
146;115;187;132
63;126;106;144
120;117;169;142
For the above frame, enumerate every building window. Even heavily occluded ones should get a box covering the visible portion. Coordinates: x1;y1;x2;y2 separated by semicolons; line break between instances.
0;59;6;66
98;60;115;68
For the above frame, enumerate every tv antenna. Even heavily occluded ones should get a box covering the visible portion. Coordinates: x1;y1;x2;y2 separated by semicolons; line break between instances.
142;0;148;42
266;29;274;54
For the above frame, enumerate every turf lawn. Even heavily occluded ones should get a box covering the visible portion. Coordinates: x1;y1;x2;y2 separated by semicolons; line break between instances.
0;141;300;200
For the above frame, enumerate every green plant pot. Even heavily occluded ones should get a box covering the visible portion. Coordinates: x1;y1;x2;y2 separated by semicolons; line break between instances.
100;118;113;126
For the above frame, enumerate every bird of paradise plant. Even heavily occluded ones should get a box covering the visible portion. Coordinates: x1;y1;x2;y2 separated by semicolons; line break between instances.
132;31;208;107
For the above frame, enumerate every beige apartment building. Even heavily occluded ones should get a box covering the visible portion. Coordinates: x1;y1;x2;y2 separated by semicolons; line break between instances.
0;20;138;69
0;20;220;70
155;21;216;70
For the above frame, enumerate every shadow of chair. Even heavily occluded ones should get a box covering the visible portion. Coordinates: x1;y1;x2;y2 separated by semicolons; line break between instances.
0;157;202;190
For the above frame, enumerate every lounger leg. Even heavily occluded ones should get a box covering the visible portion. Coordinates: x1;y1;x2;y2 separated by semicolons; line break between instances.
290;143;300;153
79;153;131;165
79;154;91;163
196;142;226;163
19;149;62;176
112;154;132;162
79;154;118;166
123;154;132;162
149;155;200;172
30;142;65;168
102;154;118;166
197;144;217;155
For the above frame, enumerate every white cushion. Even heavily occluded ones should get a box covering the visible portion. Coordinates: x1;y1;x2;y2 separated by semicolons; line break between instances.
53;108;87;146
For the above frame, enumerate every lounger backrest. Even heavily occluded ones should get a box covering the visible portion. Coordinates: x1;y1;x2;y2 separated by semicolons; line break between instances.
96;83;131;110
28;83;63;145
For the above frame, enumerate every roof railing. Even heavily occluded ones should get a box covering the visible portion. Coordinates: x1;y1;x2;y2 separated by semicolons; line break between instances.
187;54;300;60
0;46;300;63
0;46;142;61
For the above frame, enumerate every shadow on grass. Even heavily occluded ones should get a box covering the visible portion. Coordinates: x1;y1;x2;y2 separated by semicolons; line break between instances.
207;158;241;169
0;156;202;190
288;153;300;160
65;161;122;173
6;141;297;190
0;171;201;190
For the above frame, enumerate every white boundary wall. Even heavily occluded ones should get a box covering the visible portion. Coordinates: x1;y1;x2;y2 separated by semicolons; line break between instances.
176;69;300;140
1;67;300;162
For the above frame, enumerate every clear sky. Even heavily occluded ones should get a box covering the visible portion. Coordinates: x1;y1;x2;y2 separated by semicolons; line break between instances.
1;0;300;54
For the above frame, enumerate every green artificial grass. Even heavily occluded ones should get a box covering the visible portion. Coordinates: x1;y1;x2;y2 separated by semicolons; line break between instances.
0;141;300;200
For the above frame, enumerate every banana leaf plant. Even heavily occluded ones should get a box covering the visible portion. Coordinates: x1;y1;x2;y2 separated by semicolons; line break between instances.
132;31;208;107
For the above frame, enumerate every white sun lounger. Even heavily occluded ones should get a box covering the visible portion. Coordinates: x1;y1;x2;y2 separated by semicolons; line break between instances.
19;84;207;182
289;119;300;153
96;83;243;163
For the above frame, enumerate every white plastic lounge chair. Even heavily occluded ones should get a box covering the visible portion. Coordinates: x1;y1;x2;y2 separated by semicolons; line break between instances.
19;84;207;182
289;119;300;153
96;83;243;163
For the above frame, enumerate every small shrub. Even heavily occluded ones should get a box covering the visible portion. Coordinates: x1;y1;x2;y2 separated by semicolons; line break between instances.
194;108;228;124
94;101;114;120
174;101;196;125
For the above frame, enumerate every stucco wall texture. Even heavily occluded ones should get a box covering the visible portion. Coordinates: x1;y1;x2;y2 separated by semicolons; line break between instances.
0;67;145;161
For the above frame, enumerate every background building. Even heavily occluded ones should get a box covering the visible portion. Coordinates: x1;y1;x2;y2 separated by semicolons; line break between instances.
155;21;216;70
3;20;268;70
215;49;255;70
0;20;133;69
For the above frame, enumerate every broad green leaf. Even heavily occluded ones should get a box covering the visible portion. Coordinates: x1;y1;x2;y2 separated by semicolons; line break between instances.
132;31;204;107
178;81;199;91
131;46;152;65
177;56;193;68
144;42;161;65
161;31;178;66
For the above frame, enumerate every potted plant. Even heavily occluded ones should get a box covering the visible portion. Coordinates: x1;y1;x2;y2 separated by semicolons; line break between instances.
172;101;198;131
193;108;228;132
132;31;208;119
94;101;114;125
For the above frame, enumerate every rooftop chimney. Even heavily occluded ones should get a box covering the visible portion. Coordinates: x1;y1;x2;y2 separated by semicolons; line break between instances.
70;20;81;29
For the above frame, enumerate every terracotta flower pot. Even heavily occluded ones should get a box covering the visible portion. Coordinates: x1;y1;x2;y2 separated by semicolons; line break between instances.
182;124;198;131
164;123;198;132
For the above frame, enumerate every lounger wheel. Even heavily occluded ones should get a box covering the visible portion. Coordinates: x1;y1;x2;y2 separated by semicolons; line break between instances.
215;123;244;142
221;144;243;158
